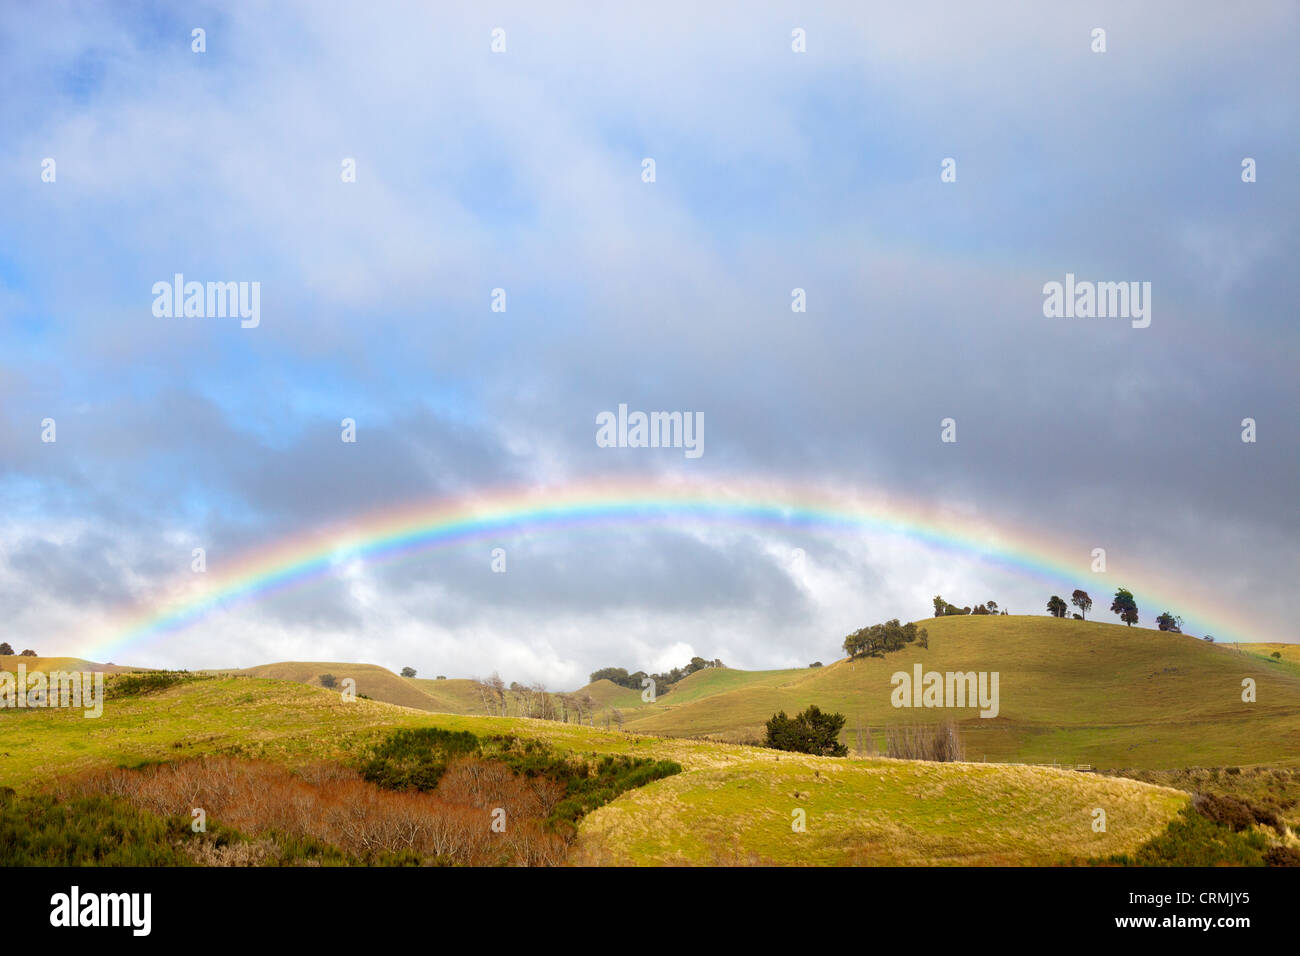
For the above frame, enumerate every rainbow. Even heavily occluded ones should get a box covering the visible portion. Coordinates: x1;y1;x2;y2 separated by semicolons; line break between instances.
78;476;1267;661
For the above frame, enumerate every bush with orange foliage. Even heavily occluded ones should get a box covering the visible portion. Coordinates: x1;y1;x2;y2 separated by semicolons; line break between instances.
63;757;566;867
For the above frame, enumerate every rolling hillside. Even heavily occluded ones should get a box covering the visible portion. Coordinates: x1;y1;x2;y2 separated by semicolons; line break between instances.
189;618;1300;770
611;617;1300;769
9;617;1297;774
1239;642;1300;681
0;655;141;675
0;672;1190;866
214;662;450;712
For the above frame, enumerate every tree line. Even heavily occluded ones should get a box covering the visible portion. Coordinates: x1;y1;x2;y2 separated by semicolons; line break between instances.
1043;587;1185;633
932;596;1007;616
588;656;724;696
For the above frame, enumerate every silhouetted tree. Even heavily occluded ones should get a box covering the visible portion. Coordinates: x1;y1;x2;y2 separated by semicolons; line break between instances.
1071;589;1092;620
1047;595;1068;618
1156;611;1181;633
400;666;417;678
0;642;13;656
1111;587;1139;627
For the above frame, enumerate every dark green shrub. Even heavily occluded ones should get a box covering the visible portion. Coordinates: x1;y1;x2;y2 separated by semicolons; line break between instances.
358;727;481;790
1099;806;1268;867
108;671;194;698
764;705;848;757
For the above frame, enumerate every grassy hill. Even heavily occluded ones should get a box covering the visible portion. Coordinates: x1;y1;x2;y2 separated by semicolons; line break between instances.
0;672;1191;865
1239;642;1300;680
576;757;1185;866
614;617;1300;769
1239;643;1300;661
0;655;141;675
215;662;448;712
576;678;646;711
405;676;501;712
10;618;1298;772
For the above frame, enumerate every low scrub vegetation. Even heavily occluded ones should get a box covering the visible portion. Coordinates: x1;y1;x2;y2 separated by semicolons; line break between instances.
107;671;200;698
885;721;966;762
357;727;682;839
8;723;682;866
1091;784;1299;867
1094;806;1272;867
62;757;566;866
0;786;192;866
1110;766;1300;831
357;727;481;791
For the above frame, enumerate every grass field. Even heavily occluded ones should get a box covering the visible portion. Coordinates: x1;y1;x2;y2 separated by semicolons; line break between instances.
576;757;1186;865
9;617;1298;773
1238;643;1300;682
5;619;1297;866
612;617;1300;769
0;671;1195;865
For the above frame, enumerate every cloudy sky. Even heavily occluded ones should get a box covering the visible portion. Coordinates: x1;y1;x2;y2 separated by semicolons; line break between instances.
1;1;1296;685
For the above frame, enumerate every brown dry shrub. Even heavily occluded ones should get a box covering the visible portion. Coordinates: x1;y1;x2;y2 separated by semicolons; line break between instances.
1264;845;1300;867
885;721;965;762
184;838;281;867
1192;791;1283;834
63;757;565;866
436;756;566;820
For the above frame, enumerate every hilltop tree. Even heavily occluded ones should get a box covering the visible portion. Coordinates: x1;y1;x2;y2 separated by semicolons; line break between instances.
764;705;848;757
1071;589;1092;620
984;601;998;614
0;642;12;656
1156;611;1182;633
1047;595;1068;618
843;619;928;659
1111;588;1139;627
931;595;971;616
400;666;417;678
